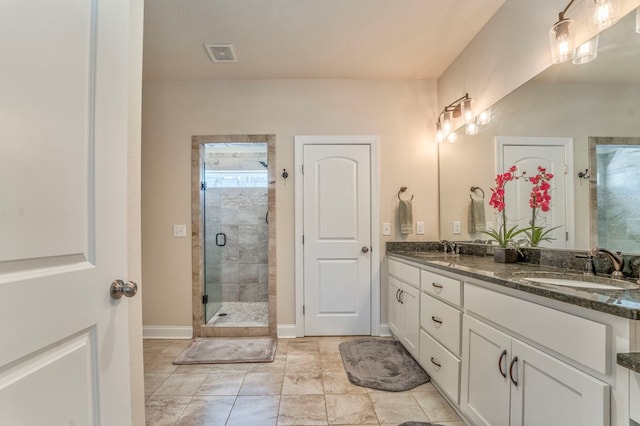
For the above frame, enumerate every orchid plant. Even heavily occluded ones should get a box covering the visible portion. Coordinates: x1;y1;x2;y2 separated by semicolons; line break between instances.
523;166;559;247
482;165;558;248
482;166;526;248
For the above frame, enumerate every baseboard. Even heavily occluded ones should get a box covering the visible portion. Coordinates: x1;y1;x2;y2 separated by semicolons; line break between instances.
277;324;297;338
143;326;193;339
377;323;391;337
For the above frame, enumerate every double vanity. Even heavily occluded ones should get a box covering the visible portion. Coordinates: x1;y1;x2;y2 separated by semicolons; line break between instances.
387;244;640;425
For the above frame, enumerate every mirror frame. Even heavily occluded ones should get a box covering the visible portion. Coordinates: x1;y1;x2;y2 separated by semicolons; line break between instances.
589;136;640;254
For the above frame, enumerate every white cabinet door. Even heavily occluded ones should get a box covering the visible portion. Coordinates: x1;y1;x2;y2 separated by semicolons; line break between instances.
401;284;420;358
510;339;610;426
388;277;402;337
462;316;511;426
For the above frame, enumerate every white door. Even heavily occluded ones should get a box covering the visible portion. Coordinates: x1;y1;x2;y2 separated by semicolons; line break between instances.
510;339;610;426
0;1;133;425
461;316;511;426
303;144;372;335
498;137;574;248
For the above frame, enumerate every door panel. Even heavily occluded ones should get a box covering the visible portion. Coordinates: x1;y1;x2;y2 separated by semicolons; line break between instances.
500;140;570;248
461;316;511;426
510;339;610;426
0;0;132;424
303;144;371;335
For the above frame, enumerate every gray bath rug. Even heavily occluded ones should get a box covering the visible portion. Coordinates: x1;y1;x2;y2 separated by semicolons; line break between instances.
173;337;276;364
398;423;444;426
339;338;430;391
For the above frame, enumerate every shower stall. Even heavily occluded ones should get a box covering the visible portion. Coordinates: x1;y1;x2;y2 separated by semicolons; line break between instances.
202;143;269;327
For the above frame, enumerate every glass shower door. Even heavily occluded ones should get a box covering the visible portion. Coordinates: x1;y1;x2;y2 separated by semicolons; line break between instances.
203;161;222;323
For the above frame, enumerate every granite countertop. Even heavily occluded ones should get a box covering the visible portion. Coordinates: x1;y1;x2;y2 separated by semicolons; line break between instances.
388;250;640;373
387;251;640;320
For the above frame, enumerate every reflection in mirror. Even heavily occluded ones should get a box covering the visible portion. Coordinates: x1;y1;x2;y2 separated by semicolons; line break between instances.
590;137;640;254
438;9;640;252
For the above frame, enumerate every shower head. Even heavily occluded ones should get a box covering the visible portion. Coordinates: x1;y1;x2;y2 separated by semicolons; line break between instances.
259;161;268;169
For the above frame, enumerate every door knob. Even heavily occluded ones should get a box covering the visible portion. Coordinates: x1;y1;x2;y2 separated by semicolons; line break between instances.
110;280;138;299
361;246;370;253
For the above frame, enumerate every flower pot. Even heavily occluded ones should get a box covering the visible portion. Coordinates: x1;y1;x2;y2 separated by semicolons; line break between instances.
493;247;519;263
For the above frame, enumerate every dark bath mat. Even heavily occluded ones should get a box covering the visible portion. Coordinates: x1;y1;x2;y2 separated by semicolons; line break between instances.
339;338;430;391
398;423;444;426
173;337;276;364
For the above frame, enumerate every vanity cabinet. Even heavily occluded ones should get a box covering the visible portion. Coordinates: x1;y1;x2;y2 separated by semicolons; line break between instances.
388;260;420;358
631;371;640;422
462;285;610;426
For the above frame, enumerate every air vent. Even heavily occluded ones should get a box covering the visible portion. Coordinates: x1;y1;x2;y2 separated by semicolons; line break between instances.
204;44;238;62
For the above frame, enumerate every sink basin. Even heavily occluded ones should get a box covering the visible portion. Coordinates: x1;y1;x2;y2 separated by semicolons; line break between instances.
513;271;639;290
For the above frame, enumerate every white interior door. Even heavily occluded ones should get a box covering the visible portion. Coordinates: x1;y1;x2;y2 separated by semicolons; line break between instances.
302;144;372;335
498;137;574;248
0;1;133;425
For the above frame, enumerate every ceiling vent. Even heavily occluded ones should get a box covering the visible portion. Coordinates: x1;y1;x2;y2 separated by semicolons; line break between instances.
204;44;238;62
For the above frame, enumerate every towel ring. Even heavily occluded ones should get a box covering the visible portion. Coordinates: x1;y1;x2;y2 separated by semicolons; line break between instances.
470;186;485;200
398;186;414;201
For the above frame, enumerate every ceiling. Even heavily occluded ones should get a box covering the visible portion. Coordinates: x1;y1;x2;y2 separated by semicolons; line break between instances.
142;0;506;81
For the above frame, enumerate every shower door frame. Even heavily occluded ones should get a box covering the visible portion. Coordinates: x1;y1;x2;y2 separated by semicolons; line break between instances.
191;134;277;337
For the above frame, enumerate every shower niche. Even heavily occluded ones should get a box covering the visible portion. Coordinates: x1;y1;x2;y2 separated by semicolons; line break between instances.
192;135;276;338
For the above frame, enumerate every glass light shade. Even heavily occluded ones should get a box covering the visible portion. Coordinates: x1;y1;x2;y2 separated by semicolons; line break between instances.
466;121;479;135
587;0;619;32
636;7;640;33
436;121;444;143
549;18;575;64
441;111;453;136
477;110;491;125
573;35;599;65
461;98;473;124
447;132;458;143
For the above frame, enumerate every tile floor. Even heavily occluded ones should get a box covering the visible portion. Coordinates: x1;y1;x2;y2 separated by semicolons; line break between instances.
144;337;466;426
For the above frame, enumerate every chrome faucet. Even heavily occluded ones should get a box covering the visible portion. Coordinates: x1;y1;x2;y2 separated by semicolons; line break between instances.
440;240;457;254
591;248;625;279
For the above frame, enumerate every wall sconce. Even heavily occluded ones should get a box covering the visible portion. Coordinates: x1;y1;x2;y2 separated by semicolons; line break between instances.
549;0;576;64
586;0;619;32
435;93;480;143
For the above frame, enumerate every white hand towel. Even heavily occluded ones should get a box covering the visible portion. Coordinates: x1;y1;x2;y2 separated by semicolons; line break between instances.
468;197;486;233
399;199;413;234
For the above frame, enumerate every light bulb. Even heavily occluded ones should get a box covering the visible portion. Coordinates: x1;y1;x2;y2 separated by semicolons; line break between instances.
447;132;458;143
461;98;473;124
435;121;444;143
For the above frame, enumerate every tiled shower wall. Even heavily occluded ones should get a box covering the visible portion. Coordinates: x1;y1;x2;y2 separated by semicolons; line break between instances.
205;151;268;304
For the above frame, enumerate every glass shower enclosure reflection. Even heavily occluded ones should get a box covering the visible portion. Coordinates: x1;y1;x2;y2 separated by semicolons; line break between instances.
203;143;269;326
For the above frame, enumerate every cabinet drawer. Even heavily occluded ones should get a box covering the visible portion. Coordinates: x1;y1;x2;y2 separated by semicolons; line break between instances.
420;293;462;356
389;259;420;287
419;330;460;404
465;285;608;374
421;269;462;307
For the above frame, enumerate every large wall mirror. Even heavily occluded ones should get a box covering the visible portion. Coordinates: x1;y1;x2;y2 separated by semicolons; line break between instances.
439;10;640;253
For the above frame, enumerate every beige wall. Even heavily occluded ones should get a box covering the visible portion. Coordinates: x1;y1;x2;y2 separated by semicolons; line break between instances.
141;79;439;328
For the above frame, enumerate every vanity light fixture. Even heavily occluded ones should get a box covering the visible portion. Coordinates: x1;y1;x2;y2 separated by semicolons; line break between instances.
573;34;599;64
549;0;577;64
435;93;478;143
636;7;640;33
